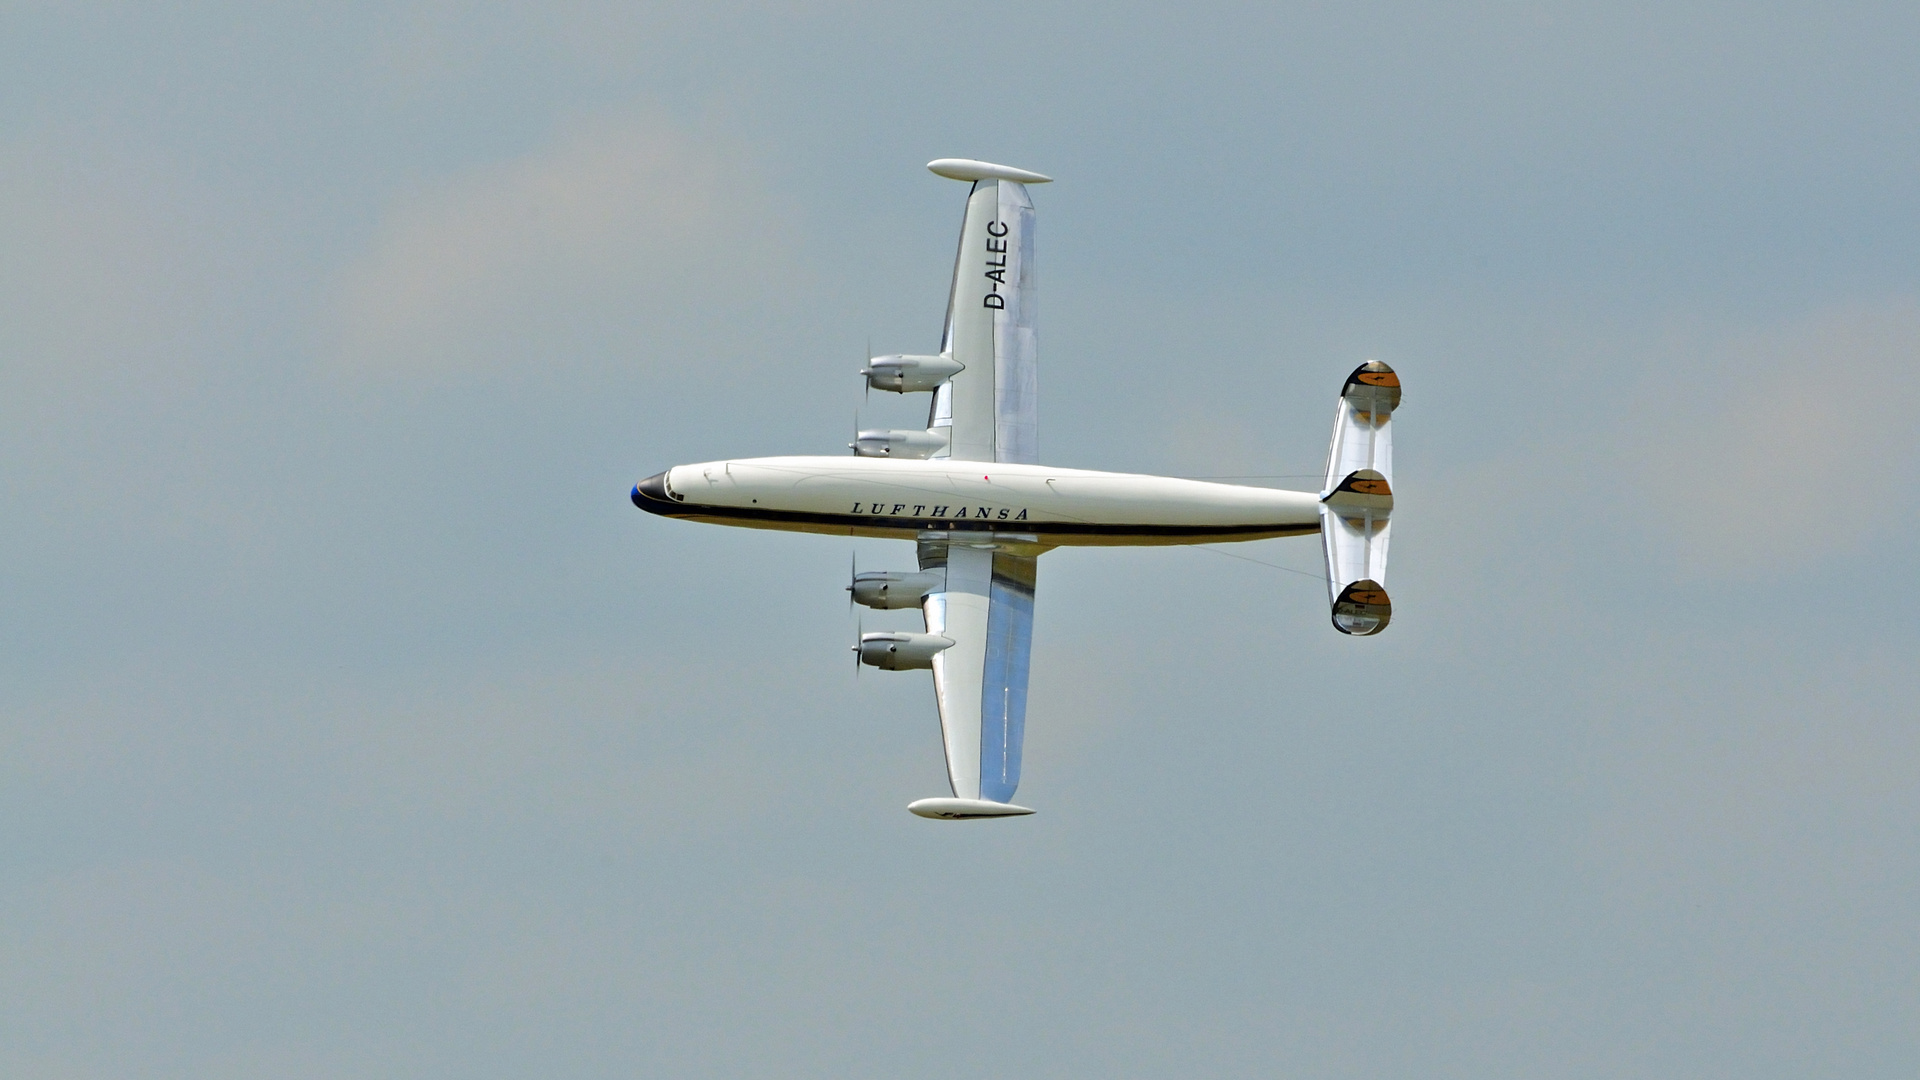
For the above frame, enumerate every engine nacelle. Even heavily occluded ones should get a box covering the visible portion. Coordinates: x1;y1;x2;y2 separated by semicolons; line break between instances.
852;428;949;459
857;632;954;670
862;354;964;393
851;570;944;610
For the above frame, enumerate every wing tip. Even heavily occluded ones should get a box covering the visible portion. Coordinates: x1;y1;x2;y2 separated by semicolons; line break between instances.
927;158;1052;184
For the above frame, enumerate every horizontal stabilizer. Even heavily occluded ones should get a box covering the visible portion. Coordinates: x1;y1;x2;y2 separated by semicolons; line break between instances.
908;797;1036;819
1320;362;1400;636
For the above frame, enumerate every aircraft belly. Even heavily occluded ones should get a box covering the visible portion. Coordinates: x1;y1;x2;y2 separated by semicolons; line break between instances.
654;458;1319;543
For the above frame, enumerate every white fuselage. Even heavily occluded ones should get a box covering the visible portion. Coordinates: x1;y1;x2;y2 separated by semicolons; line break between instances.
631;456;1321;547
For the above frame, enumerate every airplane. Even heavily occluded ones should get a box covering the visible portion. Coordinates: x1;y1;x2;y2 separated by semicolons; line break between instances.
631;158;1400;820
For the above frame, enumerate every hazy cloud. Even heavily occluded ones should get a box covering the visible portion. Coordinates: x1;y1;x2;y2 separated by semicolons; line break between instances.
1626;299;1920;575
5;3;1920;1078
330;111;796;377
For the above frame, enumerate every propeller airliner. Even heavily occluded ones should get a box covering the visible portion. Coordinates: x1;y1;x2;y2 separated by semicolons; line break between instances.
632;158;1401;819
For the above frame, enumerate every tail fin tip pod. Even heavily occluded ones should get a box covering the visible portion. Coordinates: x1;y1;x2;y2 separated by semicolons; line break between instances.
1321;361;1401;635
1342;359;1402;417
1331;579;1393;636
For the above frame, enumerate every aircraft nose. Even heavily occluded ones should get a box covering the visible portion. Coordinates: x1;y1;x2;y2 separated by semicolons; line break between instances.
632;470;672;510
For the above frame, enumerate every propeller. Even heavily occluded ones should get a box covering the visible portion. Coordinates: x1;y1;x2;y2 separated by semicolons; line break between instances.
862;337;872;404
848;552;864;676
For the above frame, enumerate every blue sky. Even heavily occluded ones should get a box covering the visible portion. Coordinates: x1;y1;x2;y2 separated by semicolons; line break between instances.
3;3;1918;1077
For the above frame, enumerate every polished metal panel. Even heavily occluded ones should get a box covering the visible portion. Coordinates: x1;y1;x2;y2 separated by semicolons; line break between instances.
978;552;1037;803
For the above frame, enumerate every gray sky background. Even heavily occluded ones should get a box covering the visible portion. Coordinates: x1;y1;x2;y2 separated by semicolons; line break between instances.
4;3;1919;1077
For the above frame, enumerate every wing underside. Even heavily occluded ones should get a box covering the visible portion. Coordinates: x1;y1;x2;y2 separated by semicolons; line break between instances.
930;178;1037;465
920;544;1036;803
907;166;1044;819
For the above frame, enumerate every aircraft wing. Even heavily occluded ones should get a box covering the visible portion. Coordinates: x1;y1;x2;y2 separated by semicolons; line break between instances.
908;161;1047;819
929;168;1039;465
910;543;1038;818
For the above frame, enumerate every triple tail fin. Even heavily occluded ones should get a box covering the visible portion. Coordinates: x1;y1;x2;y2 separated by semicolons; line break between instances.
1320;362;1401;635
